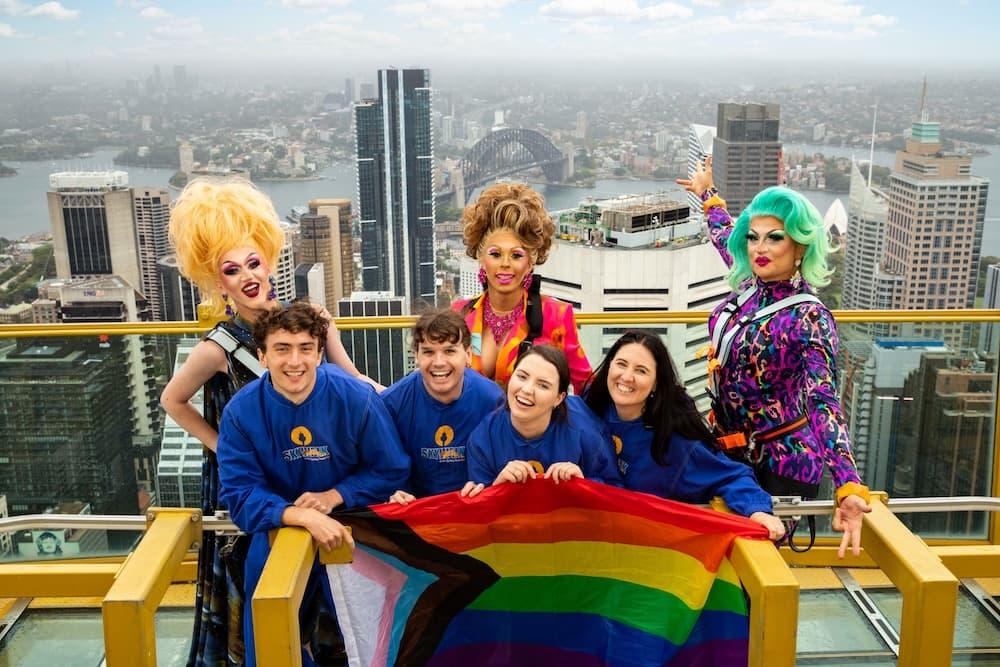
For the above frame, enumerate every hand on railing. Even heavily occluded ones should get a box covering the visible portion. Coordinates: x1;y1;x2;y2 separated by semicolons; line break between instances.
749;512;786;541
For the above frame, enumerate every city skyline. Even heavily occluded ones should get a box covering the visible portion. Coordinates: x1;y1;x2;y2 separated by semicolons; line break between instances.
0;0;998;80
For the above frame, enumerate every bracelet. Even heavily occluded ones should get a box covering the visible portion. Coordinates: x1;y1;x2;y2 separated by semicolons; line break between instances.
702;194;726;215
700;186;720;201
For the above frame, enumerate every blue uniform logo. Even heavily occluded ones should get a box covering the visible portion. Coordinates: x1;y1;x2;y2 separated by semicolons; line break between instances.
282;425;331;462
420;424;465;463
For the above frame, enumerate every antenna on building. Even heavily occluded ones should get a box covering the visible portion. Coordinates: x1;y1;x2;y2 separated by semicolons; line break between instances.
868;100;878;189
919;76;929;123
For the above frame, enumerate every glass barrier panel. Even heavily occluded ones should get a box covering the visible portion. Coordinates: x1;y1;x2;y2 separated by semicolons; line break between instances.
0;608;193;666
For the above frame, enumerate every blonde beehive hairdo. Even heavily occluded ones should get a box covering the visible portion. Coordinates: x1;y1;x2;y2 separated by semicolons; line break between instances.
168;178;284;317
462;183;555;265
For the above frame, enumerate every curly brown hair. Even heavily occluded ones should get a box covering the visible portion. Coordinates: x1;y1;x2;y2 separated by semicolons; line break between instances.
462;183;555;265
252;302;329;351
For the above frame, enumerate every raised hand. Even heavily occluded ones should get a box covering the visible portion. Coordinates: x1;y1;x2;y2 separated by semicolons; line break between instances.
676;155;714;197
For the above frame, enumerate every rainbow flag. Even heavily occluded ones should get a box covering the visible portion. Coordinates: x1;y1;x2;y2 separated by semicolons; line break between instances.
326;478;766;666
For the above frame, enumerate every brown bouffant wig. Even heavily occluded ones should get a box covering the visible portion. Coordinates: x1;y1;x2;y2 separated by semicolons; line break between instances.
412;308;472;351
462;183;556;265
252;302;328;351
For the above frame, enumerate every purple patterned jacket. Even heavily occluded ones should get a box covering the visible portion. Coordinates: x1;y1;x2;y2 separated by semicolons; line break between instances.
704;199;864;500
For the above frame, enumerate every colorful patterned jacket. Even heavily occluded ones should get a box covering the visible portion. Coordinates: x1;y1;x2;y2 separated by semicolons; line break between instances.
452;291;592;395
703;196;867;504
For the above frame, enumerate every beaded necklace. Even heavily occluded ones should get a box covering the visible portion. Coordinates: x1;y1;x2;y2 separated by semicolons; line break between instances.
482;292;523;344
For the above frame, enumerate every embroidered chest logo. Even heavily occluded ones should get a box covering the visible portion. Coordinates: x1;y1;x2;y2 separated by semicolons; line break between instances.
420;424;465;463
614;435;630;477
282;425;330;462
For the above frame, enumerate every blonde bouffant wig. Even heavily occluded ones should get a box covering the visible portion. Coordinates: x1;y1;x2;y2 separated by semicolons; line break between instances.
462;182;555;265
168;179;284;317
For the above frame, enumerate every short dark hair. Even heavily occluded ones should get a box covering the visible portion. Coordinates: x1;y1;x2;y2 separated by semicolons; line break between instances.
513;345;570;420
252;302;328;351
413;308;471;350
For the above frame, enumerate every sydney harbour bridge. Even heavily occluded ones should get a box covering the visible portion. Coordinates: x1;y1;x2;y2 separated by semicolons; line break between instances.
435;128;574;207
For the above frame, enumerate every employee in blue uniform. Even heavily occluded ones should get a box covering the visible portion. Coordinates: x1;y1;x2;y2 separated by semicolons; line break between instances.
464;345;621;492
382;309;504;503
217;302;409;666
582;329;785;539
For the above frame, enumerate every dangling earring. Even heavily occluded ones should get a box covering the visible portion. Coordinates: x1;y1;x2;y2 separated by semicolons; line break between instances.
223;294;235;318
521;271;534;291
477;266;487;288
792;258;802;283
267;275;277;300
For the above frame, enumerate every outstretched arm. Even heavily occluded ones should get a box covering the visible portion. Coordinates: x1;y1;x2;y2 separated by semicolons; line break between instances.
677;156;735;267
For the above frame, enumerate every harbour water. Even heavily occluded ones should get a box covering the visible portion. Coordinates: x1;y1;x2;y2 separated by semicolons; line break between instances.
2;143;997;254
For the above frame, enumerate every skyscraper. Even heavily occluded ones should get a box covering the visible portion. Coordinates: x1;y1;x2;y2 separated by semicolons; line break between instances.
712;103;782;217
842;162;895;316
538;194;730;414
48;172;142;291
880;86;990;311
0;337;137;515
338;292;409;386
298;198;354;306
131;187;172;320
686;123;716;226
158;254;200;322
355;68;436;309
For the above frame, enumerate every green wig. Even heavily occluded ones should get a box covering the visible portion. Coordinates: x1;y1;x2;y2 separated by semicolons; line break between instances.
725;186;832;289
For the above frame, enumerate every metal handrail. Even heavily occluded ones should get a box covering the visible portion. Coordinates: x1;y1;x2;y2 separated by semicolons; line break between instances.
0;511;239;534
771;496;1000;517
3;496;998;534
0;308;998;338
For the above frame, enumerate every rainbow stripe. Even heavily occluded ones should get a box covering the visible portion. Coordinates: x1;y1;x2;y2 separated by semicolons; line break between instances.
327;478;766;666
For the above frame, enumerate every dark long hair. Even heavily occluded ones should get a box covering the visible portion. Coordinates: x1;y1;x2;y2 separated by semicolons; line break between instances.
583;330;716;465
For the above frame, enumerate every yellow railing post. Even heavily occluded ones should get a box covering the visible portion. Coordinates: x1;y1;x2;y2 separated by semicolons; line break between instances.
251;528;316;667
730;538;799;667
251;527;354;666
101;507;202;667
862;496;958;667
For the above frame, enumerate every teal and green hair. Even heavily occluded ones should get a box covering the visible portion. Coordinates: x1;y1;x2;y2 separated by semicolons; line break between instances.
725;186;832;289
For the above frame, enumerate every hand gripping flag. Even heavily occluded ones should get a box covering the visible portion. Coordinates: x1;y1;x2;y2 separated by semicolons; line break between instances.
326;478;768;666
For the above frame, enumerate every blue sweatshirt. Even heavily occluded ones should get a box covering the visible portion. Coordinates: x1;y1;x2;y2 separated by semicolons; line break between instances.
217;364;410;533
381;368;504;497
599;405;772;516
466;396;622;487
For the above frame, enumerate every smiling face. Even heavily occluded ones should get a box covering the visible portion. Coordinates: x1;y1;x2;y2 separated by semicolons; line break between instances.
607;343;657;421
507;352;566;427
258;328;323;404
416;338;469;404
746;216;803;282
217;245;273;320
480;229;532;299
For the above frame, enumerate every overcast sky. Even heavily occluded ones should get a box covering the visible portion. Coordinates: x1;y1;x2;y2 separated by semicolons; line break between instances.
1;0;998;81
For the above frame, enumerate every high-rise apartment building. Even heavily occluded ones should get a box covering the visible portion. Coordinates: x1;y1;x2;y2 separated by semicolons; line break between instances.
712;103;782;217
686;123;716;226
880;91;990;311
156;339;204;508
48;172;142;291
298;198;354;306
158;254;200;322
338;292;409;387
538;194;730;412
131;187;172;320
0;337;137;515
842;162;896;317
355;68;436;309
